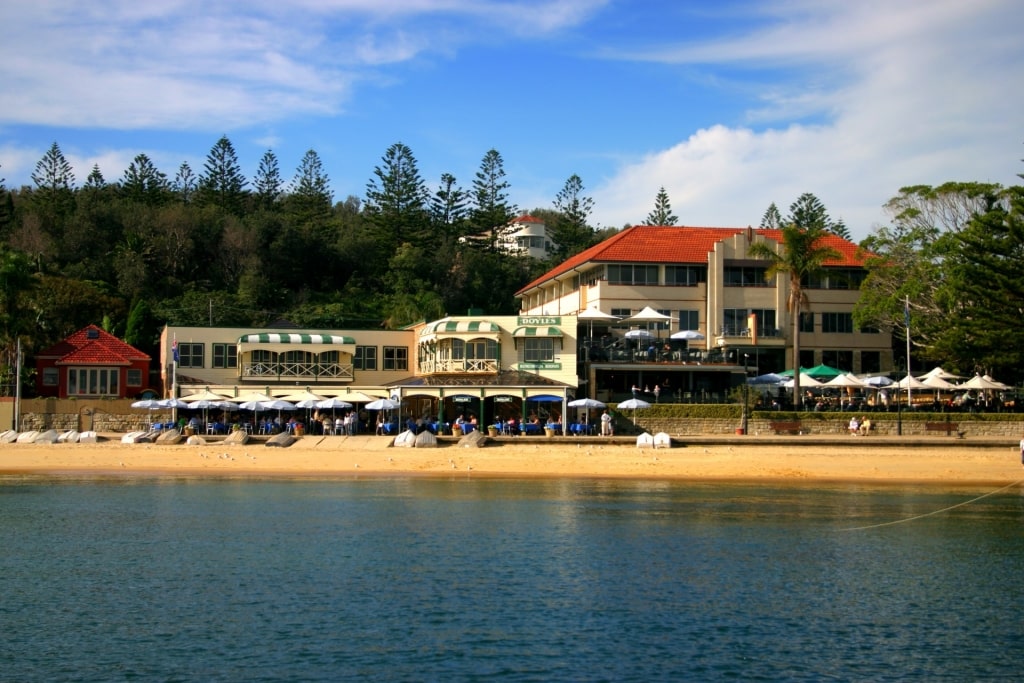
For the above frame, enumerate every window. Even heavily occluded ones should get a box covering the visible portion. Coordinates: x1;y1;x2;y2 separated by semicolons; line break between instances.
42;367;59;386
610;308;631;318
383;346;408;371
799;312;815;333
677;309;700;331
859;323;880;334
745;309;776;336
524;338;554;363
127;369;142;387
822;312;854;333
606;264;659;285
655;309;672;331
212;343;237;368
722;308;747;336
665;265;707;286
68;368;119;396
803;268;868;290
466;339;497;360
178;342;204;368
822;350;853;371
799;350;816;368
860;351;881;374
354;345;377;371
724;265;771;287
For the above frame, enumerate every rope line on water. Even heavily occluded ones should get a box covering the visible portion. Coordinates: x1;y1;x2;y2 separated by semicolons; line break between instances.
841;478;1024;531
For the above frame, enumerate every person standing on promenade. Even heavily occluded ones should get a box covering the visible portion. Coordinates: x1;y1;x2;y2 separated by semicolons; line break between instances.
601;410;613;436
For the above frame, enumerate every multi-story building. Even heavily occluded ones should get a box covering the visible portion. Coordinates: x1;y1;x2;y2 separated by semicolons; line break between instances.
160;315;579;427
497;214;557;259
516;225;890;404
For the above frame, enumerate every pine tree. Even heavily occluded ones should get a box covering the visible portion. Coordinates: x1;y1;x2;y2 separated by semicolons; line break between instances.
645;187;678;226
364;142;430;246
30;141;77;239
173;162;197;204
550;174;595;258
289;149;332;220
252;149;283;210
197;135;248;214
469;149;516;250
431;173;468;238
759;202;783;229
121;154;169;205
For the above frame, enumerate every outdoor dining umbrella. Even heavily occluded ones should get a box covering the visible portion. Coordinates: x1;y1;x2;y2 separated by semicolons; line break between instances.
365;398;400;411
187;399;235;430
179;389;231;402
670;330;705;341
567;397;606;409
616;397;651;419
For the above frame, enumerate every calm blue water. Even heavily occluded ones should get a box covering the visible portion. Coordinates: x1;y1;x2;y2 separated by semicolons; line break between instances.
1;476;1021;682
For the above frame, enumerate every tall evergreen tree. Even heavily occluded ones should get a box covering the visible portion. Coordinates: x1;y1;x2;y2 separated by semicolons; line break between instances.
252;149;283;210
173;162;197;204
469;149;516;250
197;135;248;214
431;173;468;238
289;149;332;219
83;164;106;191
759;202;784;229
549;174;595;259
645;186;678;226
121;154;169;205
364;142;430;246
786;192;849;240
30;141;77;240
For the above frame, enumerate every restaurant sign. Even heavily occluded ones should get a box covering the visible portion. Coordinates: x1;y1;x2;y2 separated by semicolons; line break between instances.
517;362;562;371
517;316;561;326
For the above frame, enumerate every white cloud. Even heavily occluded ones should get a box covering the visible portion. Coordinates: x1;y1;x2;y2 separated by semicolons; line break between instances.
594;0;1024;239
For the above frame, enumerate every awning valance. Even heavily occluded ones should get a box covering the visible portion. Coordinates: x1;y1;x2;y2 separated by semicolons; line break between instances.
513;326;563;338
237;333;356;353
420;319;501;342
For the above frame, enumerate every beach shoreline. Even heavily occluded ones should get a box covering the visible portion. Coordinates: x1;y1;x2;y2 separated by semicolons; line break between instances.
2;434;1021;485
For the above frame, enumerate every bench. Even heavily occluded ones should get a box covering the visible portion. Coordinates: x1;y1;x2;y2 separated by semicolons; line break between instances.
924;422;961;437
769;421;803;435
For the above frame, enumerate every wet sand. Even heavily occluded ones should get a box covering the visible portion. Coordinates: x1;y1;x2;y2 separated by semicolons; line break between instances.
2;433;1021;484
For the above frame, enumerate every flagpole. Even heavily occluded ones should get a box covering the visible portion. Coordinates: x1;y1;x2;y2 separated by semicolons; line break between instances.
172;333;179;425
904;296;911;407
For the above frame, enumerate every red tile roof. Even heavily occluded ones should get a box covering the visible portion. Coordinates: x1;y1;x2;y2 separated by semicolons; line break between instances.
38;324;150;366
512;214;545;224
516;225;865;294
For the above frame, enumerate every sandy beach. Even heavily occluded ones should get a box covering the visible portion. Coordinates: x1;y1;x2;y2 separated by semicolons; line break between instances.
2;433;1022;484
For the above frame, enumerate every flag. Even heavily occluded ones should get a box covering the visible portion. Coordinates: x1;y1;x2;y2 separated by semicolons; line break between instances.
172;339;179;363
904;298;910;329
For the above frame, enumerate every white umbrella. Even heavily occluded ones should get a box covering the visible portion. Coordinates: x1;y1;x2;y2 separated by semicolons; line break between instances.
179;388;230;402
862;375;893;387
316;397;354;410
577;308;619;322
825;373;867;388
334;391;384;403
280;390;325;404
921;375;959;391
131;399;162;409
782;373;823;389
896;374;930;390
567;397;606;408
670;330;705;341
624;329;654;340
156;398;189;409
260;399;297;411
960;374;1008;391
187;399;235;429
748;373;784;386
920;367;963;381
616;397;651;426
623;306;672;324
366;398;401;411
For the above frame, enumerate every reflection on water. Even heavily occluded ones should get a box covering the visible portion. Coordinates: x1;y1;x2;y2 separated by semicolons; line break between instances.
1;477;1021;681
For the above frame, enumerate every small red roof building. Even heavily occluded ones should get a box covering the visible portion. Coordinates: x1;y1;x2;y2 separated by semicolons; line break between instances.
35;324;151;398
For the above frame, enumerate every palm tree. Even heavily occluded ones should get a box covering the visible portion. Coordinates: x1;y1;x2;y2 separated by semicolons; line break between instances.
748;223;841;409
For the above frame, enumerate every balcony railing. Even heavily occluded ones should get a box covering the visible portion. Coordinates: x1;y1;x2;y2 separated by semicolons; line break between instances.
419;358;499;374
242;362;354;381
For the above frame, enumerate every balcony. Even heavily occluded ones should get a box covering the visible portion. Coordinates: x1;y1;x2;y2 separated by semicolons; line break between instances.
419;358;499;374
242;361;354;382
714;326;787;348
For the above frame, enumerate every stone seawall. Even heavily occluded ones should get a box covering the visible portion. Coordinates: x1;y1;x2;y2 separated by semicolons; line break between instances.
15;399;1024;439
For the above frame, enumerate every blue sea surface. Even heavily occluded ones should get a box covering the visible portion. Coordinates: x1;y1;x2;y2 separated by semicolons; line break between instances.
1;476;1021;682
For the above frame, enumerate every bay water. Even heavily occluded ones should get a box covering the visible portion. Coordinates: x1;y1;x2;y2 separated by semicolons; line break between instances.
1;476;1021;681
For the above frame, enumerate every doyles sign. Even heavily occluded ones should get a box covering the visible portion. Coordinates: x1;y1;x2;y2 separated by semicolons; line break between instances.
517;316;561;326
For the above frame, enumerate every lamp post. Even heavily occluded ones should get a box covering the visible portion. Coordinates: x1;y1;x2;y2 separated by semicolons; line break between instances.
896;357;903;436
741;353;750;435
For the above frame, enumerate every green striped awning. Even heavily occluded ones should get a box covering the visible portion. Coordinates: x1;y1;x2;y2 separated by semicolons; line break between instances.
238;333;356;345
420;319;501;341
513;326;563;338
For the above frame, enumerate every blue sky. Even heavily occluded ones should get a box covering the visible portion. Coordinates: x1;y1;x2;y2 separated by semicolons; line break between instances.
1;0;1022;241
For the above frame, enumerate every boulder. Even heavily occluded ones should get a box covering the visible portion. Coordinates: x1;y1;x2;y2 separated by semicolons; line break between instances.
224;430;250;445
156;429;183;444
458;429;490;448
414;430;438;448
